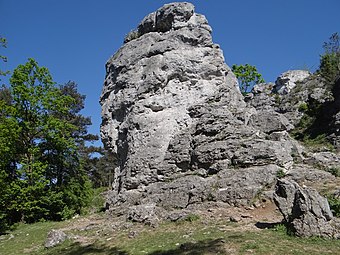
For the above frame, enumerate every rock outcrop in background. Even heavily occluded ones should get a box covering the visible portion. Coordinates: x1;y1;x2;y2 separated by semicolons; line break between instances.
100;2;339;234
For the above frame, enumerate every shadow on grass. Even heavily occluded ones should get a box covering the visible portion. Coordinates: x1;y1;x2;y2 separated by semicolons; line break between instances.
45;242;128;255
255;221;282;229
149;238;226;255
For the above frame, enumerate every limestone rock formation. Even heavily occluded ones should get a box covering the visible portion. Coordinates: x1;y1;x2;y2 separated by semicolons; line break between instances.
273;179;339;238
100;2;338;218
101;2;243;202
248;74;340;149
274;70;311;95
100;2;301;212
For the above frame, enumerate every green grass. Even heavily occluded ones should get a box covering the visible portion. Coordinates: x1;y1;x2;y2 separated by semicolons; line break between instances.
82;187;107;215
0;221;67;255
1;215;340;255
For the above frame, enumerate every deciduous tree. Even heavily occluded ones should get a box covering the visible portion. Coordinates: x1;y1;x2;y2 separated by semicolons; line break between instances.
0;59;93;230
318;32;340;82
232;64;265;94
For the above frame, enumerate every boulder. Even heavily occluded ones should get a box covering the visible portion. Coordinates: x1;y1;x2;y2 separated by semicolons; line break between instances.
273;179;339;238
44;229;67;248
127;204;160;227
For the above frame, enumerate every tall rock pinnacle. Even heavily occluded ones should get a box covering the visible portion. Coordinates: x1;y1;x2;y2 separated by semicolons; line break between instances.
100;2;298;211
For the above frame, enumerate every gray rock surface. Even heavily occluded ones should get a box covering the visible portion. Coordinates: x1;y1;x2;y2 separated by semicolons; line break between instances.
127;204;159;226
100;2;338;217
44;229;67;248
274;70;311;95
273;179;338;238
249;74;340;148
286;164;336;184
306;151;340;170
101;3;301;210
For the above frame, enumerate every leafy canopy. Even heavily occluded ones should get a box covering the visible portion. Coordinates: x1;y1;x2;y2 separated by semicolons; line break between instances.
0;35;10;81
0;59;93;231
318;32;340;82
232;64;265;94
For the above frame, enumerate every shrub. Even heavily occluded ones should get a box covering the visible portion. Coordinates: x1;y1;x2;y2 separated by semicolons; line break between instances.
185;214;200;222
124;30;140;43
317;32;340;83
232;64;265;93
276;169;286;178
327;195;340;217
328;167;340;177
298;102;308;112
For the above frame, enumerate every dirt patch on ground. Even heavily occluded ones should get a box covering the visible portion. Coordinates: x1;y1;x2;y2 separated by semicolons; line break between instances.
57;200;283;247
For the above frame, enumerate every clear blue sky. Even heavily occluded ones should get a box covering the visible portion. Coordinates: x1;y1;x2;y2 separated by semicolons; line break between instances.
1;0;339;145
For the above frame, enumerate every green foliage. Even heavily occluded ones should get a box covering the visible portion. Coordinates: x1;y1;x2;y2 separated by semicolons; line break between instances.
317;32;340;83
276;169;286;178
232;63;265;93
273;223;287;234
185;214;200;222
327;194;340;217
82;187;107;214
291;96;335;151
0;59;93;231
0;35;10;80
298;102;308;112
124;30;140;43
292;33;340;152
273;223;294;236
86;149;116;188
327;167;340;177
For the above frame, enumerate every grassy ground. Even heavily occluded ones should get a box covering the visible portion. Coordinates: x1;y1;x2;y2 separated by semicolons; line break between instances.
1;214;339;255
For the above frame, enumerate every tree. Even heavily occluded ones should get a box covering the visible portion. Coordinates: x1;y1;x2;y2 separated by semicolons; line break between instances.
0;59;92;230
232;64;265;94
318;32;340;83
0;36;10;80
85;148;116;188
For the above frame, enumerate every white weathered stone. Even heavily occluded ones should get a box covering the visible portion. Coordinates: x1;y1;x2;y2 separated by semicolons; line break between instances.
100;3;300;211
274;70;311;94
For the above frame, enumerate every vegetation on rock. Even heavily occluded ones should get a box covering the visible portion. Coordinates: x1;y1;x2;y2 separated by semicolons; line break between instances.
328;194;340;217
232;63;265;93
289;32;340;150
317;32;340;82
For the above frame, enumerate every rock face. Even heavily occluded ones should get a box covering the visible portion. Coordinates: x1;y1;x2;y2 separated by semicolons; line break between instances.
100;2;338;218
100;2;300;212
274;70;311;95
101;2;243;192
248;74;340;149
273;179;339;238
